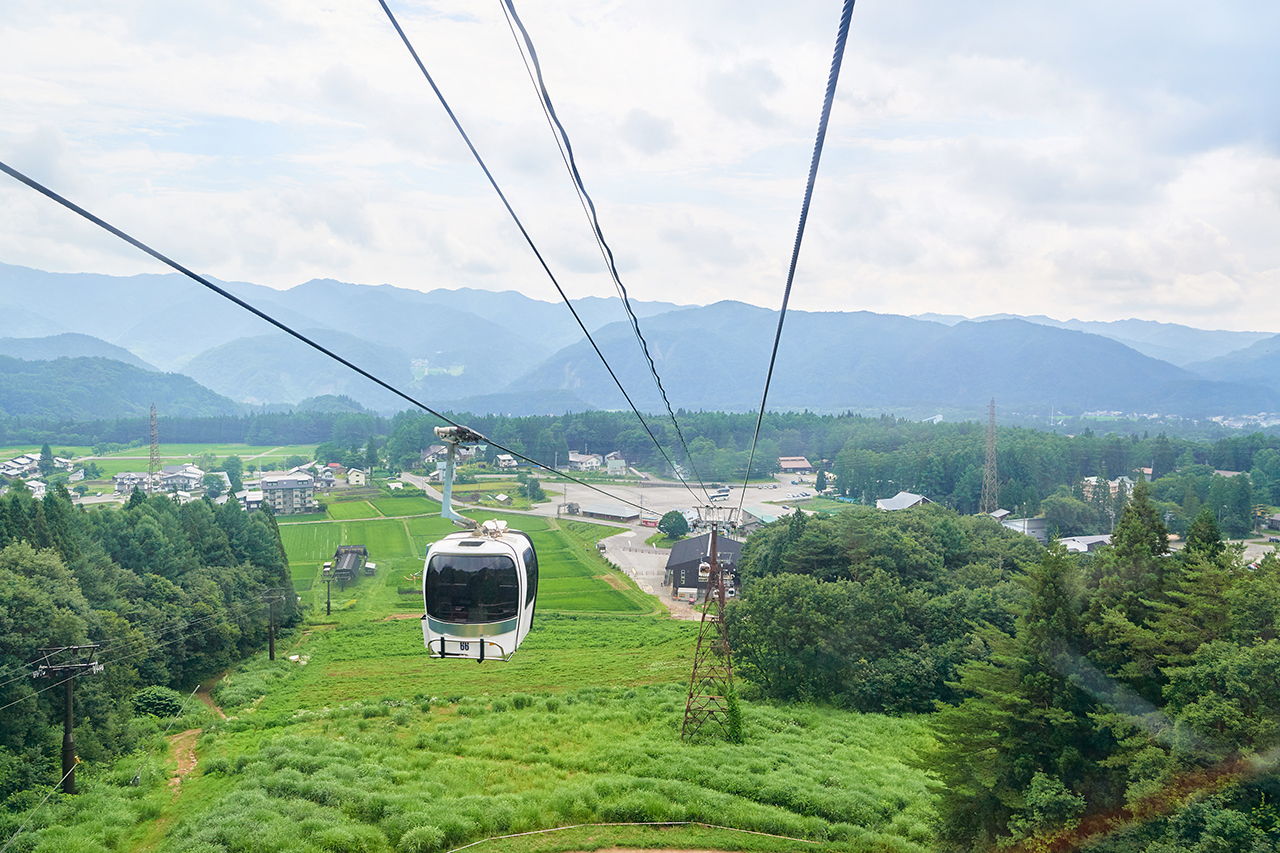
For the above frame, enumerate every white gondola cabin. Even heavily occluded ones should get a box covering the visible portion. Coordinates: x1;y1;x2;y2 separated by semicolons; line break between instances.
421;519;537;661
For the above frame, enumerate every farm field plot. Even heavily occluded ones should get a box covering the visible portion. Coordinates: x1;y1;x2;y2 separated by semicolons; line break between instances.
539;587;645;612
371;496;439;516
278;523;343;564
282;512;650;617
326;500;380;519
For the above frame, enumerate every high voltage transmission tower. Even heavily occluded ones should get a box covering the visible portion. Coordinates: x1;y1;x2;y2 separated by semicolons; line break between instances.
148;403;160;495
980;398;998;514
682;505;742;743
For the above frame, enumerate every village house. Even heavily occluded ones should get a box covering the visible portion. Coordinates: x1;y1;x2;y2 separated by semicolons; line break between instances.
347;468;367;486
568;451;602;471
161;463;205;492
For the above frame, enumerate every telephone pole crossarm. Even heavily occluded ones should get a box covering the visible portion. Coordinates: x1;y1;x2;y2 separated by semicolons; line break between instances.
30;645;104;795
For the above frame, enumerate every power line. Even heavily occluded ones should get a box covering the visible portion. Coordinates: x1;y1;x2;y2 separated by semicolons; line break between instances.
372;0;706;507
0;161;651;516
738;0;856;515
497;0;711;502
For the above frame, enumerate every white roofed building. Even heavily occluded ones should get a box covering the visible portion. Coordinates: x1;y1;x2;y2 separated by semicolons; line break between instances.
875;491;932;511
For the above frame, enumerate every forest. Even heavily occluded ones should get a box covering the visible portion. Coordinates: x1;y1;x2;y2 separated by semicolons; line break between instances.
727;487;1280;851
0;487;295;806
9;406;1280;540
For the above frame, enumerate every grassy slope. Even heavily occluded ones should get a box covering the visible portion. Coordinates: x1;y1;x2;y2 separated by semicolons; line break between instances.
4;500;940;853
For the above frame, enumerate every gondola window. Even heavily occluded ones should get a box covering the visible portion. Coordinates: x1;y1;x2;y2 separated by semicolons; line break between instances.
425;554;520;623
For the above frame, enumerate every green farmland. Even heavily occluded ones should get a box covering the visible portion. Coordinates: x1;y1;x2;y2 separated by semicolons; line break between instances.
279;509;649;616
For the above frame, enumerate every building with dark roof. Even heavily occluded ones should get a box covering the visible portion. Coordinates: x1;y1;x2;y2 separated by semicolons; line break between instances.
331;545;368;587
666;533;742;599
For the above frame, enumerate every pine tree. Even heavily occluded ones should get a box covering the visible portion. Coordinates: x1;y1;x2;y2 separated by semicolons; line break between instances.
928;544;1102;850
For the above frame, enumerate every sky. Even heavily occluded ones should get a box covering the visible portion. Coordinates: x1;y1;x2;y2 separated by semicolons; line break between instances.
1;0;1278;331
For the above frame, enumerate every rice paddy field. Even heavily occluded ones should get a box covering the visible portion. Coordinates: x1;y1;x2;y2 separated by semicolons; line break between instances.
1;496;941;853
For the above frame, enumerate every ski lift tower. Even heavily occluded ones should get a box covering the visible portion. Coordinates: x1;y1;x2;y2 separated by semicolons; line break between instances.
682;504;740;742
434;425;485;526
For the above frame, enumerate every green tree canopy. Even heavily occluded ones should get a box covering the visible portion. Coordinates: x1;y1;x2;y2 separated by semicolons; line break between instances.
657;510;688;539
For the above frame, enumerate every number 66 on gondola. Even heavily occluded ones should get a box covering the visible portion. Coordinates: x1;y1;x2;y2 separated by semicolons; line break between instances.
421;519;538;661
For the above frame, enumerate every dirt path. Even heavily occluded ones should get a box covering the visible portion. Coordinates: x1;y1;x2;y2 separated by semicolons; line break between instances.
196;688;226;719
167;729;200;796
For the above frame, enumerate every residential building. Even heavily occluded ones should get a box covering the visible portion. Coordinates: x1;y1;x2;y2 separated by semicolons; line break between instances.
113;472;153;494
236;489;264;512
568;452;602;471
347;468;367;486
161;463;205;492
495;454;517;469
605;452;626;475
261;471;316;515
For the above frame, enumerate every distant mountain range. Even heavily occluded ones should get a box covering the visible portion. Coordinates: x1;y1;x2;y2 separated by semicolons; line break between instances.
912;313;1272;367
2;262;1278;420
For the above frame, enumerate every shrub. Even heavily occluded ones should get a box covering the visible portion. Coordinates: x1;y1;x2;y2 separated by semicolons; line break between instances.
510;694;533;710
397;825;445;853
131;686;185;718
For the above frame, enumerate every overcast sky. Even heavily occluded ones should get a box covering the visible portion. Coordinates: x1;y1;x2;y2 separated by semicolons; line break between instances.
1;0;1277;331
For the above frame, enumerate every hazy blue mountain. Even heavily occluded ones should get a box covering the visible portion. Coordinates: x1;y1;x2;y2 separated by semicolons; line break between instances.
1186;334;1280;391
4;262;1276;418
181;329;415;410
425;388;595;418
913;309;1272;366
510;304;1274;416
418;286;689;353
0;333;158;370
0;355;241;420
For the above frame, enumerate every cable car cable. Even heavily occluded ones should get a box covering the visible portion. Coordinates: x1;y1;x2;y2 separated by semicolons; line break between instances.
737;0;856;517
497;0;712;502
0;160;467;434
372;0;706;508
0;161;650;515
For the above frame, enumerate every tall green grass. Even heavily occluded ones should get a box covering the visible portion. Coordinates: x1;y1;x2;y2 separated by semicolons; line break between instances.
164;684;936;853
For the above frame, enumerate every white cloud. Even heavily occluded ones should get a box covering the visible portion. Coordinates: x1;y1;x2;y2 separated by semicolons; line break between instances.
0;0;1276;332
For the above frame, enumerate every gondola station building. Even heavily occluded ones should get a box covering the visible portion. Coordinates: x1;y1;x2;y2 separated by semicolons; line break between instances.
666;532;743;600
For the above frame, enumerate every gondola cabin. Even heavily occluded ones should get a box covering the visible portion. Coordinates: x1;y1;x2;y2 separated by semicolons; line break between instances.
421;519;537;661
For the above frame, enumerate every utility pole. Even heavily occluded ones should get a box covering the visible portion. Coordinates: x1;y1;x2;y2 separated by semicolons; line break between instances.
31;646;104;794
682;504;739;742
323;566;333;616
260;588;287;660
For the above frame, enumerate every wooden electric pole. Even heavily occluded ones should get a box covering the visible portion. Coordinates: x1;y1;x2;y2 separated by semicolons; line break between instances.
31;645;104;794
260;588;287;660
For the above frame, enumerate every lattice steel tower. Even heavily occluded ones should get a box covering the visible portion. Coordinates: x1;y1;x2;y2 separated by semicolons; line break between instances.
148;403;160;495
980;398;998;514
682;506;740;743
